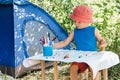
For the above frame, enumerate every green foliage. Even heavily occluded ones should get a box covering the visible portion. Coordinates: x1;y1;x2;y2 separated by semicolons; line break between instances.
109;64;120;80
29;0;120;79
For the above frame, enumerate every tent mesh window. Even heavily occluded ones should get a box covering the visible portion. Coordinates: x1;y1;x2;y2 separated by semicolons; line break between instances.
24;21;58;57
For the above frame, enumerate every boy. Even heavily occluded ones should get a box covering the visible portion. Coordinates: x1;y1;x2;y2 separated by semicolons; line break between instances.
54;5;107;80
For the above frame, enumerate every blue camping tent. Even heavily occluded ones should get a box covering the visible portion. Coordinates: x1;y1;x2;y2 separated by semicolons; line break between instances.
0;0;72;77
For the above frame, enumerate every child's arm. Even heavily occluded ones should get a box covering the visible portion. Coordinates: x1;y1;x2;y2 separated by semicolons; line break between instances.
53;31;74;49
95;28;107;49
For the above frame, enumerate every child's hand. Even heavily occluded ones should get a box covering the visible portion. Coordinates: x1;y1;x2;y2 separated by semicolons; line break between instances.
99;39;107;50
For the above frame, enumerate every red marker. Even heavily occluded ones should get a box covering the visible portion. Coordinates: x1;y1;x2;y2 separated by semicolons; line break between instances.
52;37;56;41
43;36;47;44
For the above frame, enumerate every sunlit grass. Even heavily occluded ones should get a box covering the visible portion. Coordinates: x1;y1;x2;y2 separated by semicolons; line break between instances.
0;63;70;80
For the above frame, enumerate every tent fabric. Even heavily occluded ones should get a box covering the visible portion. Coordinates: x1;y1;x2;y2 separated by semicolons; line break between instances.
0;0;13;4
14;1;72;67
0;4;14;67
0;0;72;77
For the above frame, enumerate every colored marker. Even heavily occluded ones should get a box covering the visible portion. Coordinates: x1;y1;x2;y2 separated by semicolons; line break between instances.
52;37;56;41
43;36;47;44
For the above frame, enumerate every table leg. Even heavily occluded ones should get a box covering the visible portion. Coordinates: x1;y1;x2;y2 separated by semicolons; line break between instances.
40;60;45;80
102;69;108;80
54;61;58;80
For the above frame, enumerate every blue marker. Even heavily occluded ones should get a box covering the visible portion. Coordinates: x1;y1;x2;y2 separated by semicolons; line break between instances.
49;40;52;45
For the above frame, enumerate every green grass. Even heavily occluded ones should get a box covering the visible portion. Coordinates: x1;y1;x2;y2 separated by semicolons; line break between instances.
0;63;70;80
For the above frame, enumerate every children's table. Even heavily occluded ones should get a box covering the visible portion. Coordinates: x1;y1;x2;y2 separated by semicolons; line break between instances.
24;50;119;80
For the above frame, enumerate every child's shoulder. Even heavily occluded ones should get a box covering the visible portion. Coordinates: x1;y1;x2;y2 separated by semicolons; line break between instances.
89;25;97;30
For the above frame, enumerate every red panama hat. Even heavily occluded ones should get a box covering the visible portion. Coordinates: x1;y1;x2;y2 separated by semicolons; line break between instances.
70;5;93;23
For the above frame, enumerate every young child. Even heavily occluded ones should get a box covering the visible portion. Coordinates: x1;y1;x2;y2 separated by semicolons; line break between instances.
53;5;107;80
